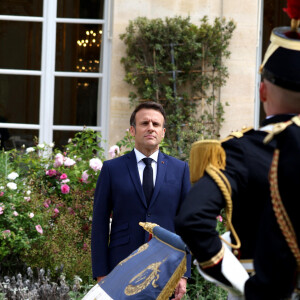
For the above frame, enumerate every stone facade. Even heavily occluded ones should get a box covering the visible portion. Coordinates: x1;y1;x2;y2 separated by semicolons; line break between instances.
108;0;261;147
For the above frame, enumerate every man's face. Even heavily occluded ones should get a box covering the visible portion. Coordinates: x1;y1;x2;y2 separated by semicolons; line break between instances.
130;108;166;155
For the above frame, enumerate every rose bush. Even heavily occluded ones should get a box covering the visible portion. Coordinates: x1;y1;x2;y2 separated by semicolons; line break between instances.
0;151;47;273
0;129;105;280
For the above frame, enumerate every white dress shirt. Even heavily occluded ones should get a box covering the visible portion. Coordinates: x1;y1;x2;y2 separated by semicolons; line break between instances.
134;148;158;186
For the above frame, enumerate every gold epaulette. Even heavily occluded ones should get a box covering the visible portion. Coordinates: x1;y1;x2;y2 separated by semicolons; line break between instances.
189;139;226;184
221;126;253;143
264;115;300;144
189;138;241;251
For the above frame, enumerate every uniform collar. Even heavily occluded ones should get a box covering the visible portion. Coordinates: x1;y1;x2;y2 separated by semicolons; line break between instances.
261;114;296;126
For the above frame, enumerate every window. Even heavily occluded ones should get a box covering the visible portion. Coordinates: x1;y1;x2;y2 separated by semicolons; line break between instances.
0;0;111;150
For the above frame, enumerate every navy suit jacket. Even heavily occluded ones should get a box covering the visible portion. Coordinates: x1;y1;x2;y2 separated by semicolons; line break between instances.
91;150;191;279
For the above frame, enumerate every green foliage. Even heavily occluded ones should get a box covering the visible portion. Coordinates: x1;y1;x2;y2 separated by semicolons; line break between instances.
0;129;104;282
116;129;135;155
184;264;227;299
120;16;236;160
64;128;105;162
23;189;94;282
182;214;227;299
0;150;48;272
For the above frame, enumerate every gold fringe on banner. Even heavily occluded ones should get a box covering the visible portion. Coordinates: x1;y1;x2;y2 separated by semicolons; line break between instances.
157;256;187;300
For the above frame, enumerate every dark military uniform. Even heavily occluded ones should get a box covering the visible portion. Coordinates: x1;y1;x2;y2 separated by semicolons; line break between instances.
245;120;300;300
175;114;294;272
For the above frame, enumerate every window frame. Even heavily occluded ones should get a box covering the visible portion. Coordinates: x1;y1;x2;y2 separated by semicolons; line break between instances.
0;0;112;150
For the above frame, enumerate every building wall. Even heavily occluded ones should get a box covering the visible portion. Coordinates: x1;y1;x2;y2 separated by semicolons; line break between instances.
108;0;261;148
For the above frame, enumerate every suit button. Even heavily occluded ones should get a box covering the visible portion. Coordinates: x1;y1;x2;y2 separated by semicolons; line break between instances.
147;213;151;217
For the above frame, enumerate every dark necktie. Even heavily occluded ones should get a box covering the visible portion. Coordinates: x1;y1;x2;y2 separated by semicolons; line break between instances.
142;158;153;206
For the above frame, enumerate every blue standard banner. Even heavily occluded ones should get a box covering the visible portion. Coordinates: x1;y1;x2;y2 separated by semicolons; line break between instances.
83;222;189;299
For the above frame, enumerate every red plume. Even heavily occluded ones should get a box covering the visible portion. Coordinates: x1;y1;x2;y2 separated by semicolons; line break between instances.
283;0;300;20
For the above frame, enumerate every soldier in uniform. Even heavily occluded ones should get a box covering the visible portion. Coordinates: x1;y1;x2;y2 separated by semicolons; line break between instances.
175;1;300;298
244;119;300;299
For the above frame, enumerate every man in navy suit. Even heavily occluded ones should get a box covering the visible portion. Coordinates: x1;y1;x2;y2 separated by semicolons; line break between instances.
91;101;191;299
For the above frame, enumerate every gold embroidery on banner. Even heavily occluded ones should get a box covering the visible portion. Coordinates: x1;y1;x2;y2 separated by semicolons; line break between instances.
118;243;149;266
124;259;167;296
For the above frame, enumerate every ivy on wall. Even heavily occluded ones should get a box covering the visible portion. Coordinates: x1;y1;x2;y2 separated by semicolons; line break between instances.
120;16;236;160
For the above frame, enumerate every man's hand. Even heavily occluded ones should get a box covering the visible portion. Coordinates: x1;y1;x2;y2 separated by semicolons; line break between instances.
171;277;187;300
97;276;105;283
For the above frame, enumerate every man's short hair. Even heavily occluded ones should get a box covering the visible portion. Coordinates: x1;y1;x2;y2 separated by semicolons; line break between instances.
130;101;166;127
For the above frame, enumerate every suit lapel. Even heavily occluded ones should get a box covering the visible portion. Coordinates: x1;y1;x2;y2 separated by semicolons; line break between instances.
150;151;167;207
126;150;147;208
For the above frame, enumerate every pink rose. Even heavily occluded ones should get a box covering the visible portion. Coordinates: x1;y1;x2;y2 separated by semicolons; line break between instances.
43;199;51;208
61;184;70;194
64;158;76;167
81;170;89;183
46;169;57;177
216;215;223;222
2;230;11;238
13;211;18;216
24;197;31;202
0;191;4;197
89;158;103;172
54;153;64;167
54;208;59;214
0;207;4;214
35;225;43;234
108;145;120;158
60;173;68;180
68;207;75;215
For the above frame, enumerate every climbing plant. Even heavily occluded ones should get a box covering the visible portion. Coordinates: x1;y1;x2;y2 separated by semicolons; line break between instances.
120;16;236;160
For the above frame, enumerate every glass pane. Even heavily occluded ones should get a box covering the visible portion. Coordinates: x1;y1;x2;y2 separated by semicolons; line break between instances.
56;23;102;72
54;77;99;126
0;21;42;70
3;129;38;151
53;130;102;151
0;0;43;16
57;0;104;19
53;131;76;151
0;75;40;124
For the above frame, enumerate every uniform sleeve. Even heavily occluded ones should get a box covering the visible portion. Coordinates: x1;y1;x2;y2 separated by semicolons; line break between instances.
91;161;112;279
175;174;225;264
